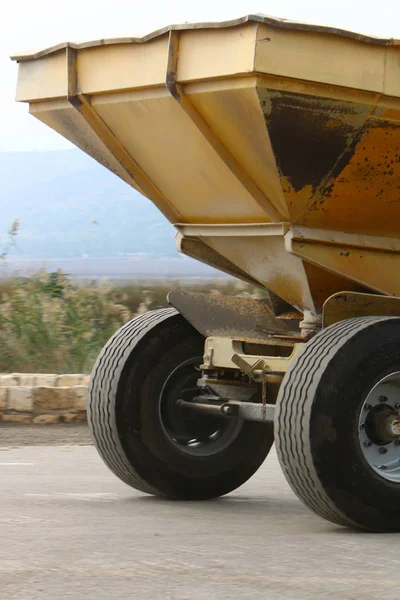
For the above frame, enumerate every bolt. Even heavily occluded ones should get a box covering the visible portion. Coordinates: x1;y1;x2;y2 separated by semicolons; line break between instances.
364;440;372;448
379;447;388;454
364;404;372;411
380;396;388;403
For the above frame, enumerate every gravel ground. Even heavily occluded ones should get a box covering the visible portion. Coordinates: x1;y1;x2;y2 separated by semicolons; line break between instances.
0;423;93;447
1;439;400;600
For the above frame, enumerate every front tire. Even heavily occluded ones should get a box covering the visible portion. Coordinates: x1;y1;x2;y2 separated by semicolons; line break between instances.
88;309;274;500
275;316;400;532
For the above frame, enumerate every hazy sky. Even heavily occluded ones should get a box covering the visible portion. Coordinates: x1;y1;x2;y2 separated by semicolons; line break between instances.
2;0;400;152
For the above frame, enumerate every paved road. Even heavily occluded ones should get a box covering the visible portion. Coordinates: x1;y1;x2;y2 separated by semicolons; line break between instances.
1;425;400;600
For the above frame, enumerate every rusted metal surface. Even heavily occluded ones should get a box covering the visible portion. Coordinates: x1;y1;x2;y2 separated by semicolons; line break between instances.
270;334;309;342
374;412;400;443
323;292;400;328
243;341;294;355
168;291;298;340
388;417;400;439
259;90;371;196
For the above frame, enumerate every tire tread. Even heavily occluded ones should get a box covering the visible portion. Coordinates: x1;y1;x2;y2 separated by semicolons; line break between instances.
275;316;395;528
88;308;177;494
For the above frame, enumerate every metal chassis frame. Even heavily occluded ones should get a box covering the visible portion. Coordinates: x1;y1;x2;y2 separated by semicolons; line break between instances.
199;291;400;379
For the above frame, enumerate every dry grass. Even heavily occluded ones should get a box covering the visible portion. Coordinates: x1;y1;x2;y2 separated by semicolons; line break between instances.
0;272;261;373
0;271;130;373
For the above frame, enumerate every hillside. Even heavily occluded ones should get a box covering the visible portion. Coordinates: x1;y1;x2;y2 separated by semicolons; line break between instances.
0;149;177;258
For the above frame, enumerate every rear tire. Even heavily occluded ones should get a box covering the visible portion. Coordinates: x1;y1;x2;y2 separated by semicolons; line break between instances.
88;308;274;500
275;316;400;532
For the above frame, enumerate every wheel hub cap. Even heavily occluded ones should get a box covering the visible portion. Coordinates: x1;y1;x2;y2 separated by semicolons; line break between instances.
159;357;242;457
359;371;400;483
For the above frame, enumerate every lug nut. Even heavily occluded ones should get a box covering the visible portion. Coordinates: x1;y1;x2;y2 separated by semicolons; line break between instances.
379;396;388;403
364;440;372;448
360;423;365;430
379;447;388;454
364;404;372;411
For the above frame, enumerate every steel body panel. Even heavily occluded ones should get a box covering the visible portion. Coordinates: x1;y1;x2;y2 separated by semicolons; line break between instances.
13;15;400;311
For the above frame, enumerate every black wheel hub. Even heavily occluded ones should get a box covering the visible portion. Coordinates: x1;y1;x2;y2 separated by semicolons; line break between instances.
159;357;242;456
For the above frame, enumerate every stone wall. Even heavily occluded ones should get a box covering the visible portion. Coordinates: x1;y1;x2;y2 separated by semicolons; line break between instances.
0;374;90;424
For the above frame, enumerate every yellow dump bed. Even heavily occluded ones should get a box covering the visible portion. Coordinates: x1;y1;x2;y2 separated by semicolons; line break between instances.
13;15;400;312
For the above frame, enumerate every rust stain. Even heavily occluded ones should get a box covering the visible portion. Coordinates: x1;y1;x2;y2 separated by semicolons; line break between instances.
391;418;400;437
300;120;400;234
258;88;372;223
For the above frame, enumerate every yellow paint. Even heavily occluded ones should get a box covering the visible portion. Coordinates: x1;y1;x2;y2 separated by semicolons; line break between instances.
255;24;387;93
92;89;269;223
186;80;288;219
16;51;67;102
12;17;400;311
77;37;169;94
292;241;400;297
177;25;257;82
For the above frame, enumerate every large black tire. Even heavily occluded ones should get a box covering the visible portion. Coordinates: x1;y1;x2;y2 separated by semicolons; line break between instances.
88;308;274;500
275;316;400;532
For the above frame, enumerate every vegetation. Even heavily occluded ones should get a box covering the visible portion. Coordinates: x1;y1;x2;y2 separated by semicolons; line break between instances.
0;218;19;260
0;271;261;374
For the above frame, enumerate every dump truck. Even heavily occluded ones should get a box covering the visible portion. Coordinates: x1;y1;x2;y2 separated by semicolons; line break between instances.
13;14;400;532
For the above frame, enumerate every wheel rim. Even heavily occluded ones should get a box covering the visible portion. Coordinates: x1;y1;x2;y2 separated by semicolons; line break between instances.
159;357;242;457
359;371;400;483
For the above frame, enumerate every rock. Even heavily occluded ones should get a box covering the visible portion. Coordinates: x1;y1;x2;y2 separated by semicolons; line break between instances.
0;375;90;422
0;388;7;411
80;375;91;386
0;375;19;387
62;412;87;423
72;386;88;410
33;387;76;411
2;414;32;423
18;375;36;387
8;387;33;412
35;375;57;387
56;375;82;387
32;414;62;424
